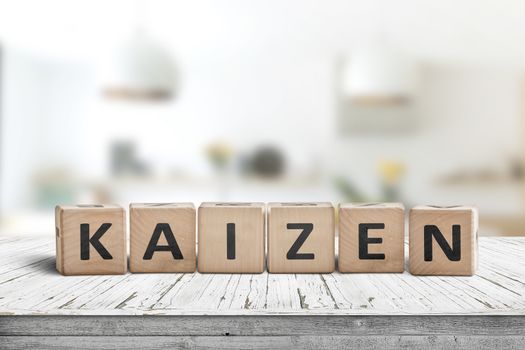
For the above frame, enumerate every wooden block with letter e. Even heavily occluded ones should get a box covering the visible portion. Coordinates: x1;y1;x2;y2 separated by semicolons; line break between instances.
339;203;405;273
55;204;126;275
267;202;335;273
198;202;265;273
129;203;196;273
409;205;478;276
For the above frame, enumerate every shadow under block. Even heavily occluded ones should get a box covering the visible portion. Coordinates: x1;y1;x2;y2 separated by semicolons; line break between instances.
267;202;335;273
409;205;478;276
55;205;126;275
198;202;265;273
338;203;405;273
129;203;196;273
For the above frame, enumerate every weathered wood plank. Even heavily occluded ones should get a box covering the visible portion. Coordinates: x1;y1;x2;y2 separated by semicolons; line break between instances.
0;237;524;316
1;316;525;336
2;335;525;350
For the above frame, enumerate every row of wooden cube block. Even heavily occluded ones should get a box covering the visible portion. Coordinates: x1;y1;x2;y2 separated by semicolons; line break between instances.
55;202;478;276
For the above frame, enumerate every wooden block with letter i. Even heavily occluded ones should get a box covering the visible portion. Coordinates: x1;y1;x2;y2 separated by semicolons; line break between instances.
130;203;196;273
267;202;335;273
339;203;405;273
409;205;478;276
198;202;265;273
55;204;126;275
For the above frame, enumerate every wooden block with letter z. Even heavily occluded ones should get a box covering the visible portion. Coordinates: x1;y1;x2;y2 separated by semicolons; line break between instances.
267;202;335;273
339;203;405;273
130;203;196;273
198;202;265;273
55;204;126;275
409;205;478;276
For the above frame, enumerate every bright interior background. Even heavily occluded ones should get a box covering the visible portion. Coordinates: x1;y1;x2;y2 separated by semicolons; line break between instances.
1;0;524;236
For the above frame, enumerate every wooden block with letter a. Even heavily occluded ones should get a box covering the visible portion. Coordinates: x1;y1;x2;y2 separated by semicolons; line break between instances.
198;202;265;273
55;204;126;275
339;203;405;273
129;203;196;273
409;205;478;276
267;202;335;273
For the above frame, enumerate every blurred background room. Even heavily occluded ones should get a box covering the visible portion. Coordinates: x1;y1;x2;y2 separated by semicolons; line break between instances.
0;0;524;236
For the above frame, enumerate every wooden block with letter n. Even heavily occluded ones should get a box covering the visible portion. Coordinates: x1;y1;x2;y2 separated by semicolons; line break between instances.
267;202;335;273
409;205;478;276
129;203;196;273
198;202;265;273
55;204;126;275
338;203;405;273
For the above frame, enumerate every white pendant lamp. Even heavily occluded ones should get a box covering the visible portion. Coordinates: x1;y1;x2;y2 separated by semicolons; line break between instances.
101;30;178;102
342;43;417;105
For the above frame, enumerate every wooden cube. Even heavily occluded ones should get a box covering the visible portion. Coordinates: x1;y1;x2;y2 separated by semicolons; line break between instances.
409;205;478;276
267;202;335;273
198;202;265;273
55;205;126;275
129;203;196;273
339;203;405;273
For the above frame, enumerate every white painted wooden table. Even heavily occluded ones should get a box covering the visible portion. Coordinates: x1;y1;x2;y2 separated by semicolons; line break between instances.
1;236;524;349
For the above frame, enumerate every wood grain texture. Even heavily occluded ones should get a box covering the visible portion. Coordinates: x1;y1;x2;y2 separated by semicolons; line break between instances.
198;203;265;273
339;203;404;273
2;335;525;350
0;237;524;316
55;205;126;276
267;202;335;273
2;315;525;336
409;205;478;276
129;203;196;273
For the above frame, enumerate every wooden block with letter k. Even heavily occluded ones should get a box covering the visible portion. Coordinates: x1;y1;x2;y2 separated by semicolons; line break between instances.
267;202;335;273
409;205;478;276
55;205;127;275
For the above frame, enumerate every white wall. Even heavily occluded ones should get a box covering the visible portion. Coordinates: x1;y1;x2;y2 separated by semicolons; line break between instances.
0;50;97;212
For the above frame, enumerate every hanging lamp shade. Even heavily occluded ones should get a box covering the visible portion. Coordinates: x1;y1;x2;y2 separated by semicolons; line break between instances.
342;44;417;105
101;31;178;102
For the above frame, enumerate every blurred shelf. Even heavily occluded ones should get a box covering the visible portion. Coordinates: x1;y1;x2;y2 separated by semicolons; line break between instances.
481;215;525;236
102;174;323;187
95;174;335;203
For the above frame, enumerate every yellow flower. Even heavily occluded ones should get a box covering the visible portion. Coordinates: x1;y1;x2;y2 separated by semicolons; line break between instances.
206;142;233;168
379;161;405;184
